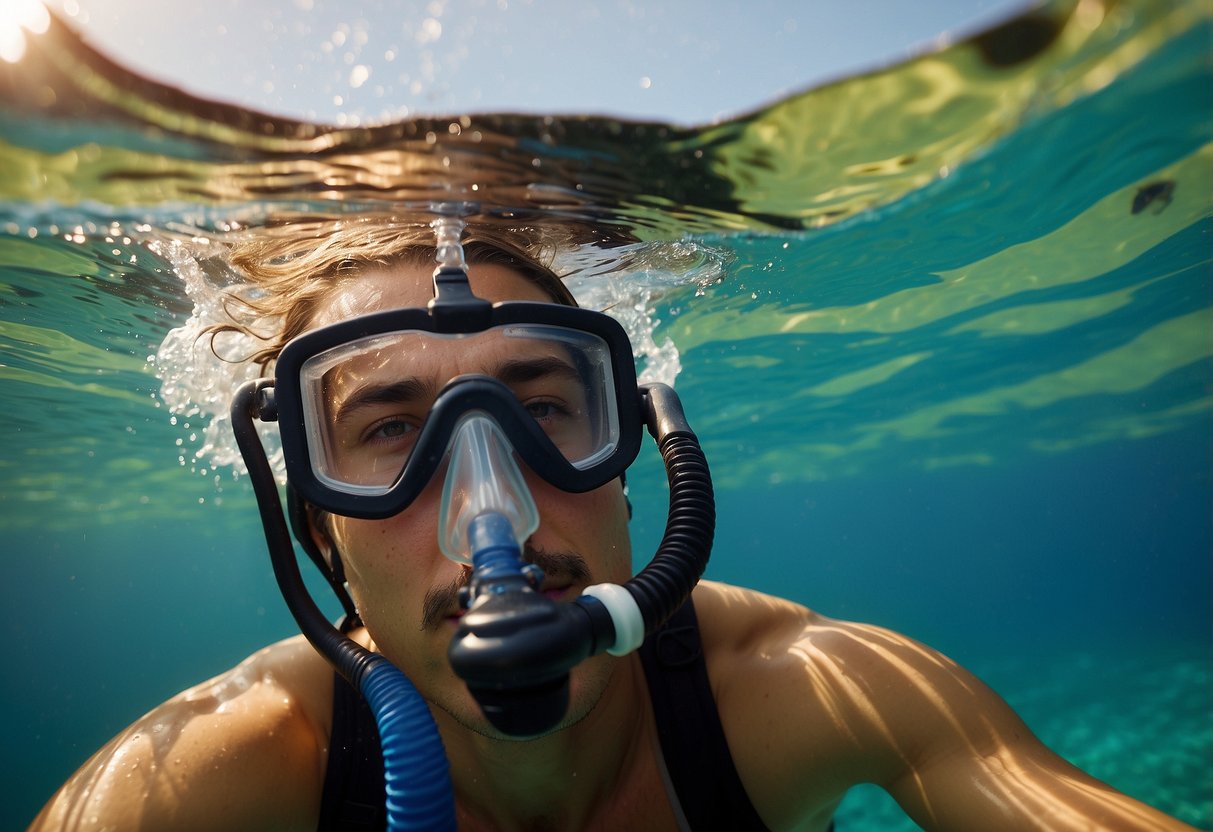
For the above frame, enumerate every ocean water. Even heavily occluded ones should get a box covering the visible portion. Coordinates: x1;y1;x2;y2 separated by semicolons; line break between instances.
1;1;1210;829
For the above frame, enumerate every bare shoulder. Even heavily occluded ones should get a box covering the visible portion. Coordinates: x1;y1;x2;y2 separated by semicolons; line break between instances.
693;583;1003;826
693;582;1013;827
692;584;1197;831
692;580;814;656
691;582;855;828
31;634;336;832
693;581;1005;771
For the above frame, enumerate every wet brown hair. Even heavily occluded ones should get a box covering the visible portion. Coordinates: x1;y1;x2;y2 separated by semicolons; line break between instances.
208;219;577;371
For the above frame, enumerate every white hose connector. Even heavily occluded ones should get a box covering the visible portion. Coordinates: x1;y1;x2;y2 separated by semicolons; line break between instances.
431;216;467;271
582;583;645;656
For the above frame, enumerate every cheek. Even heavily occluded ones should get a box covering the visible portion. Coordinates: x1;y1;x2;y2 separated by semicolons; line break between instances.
529;478;633;573
583;483;630;541
328;503;449;599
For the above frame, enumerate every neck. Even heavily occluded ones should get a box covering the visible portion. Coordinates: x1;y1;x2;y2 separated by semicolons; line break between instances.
436;655;654;831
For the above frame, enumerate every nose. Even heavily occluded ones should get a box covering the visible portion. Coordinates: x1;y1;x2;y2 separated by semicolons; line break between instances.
438;412;540;564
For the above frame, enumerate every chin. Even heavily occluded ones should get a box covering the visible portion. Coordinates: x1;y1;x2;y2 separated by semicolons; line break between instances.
436;652;617;742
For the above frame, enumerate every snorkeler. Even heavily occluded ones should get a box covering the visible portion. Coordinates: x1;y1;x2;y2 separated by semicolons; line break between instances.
31;221;1197;832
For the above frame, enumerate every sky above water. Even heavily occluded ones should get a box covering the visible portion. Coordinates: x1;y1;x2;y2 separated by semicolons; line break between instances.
39;0;1026;124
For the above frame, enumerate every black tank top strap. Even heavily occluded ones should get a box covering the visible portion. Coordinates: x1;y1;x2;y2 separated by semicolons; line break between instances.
317;673;387;830
637;599;772;831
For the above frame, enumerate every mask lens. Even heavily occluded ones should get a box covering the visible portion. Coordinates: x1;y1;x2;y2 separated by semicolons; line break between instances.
295;324;621;495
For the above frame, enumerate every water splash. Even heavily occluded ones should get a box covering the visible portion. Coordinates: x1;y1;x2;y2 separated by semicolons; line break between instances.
560;239;731;386
149;232;728;479
150;237;284;478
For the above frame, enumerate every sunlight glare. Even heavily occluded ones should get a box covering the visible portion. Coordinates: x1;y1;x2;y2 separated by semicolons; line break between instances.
0;0;50;64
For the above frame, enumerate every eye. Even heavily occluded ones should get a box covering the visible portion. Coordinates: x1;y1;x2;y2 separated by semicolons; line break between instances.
362;416;421;445
524;399;569;423
525;400;556;420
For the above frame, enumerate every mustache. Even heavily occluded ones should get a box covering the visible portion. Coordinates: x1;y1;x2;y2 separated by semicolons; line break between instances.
421;545;592;631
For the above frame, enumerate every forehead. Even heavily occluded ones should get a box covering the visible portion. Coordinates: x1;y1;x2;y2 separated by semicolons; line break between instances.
321;327;582;406
309;261;558;330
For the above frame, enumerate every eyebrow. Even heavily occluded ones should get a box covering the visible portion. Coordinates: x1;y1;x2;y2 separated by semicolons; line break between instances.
329;355;582;425
331;377;433;425
492;355;582;386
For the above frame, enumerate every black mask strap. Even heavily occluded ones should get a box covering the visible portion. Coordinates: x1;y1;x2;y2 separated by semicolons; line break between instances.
287;485;361;623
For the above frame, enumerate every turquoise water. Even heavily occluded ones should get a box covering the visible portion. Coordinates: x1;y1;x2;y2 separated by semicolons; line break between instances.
2;1;1211;828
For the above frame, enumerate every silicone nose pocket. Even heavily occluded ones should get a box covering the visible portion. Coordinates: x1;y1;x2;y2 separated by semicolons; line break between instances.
439;413;540;564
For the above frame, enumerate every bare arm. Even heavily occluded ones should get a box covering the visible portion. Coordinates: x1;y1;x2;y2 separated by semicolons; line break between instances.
699;584;1197;832
30;636;330;832
796;618;1196;831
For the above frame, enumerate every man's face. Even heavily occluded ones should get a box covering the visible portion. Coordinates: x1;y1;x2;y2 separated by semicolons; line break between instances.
305;261;633;739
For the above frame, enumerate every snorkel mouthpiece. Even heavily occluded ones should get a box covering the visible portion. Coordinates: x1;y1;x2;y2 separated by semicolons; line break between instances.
440;412;584;736
442;413;621;736
453;510;578;737
439;413;540;564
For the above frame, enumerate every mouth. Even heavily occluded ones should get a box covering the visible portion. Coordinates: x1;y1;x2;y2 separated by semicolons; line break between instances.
443;581;575;624
540;582;574;602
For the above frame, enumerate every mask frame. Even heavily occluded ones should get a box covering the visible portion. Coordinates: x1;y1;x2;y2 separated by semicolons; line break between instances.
269;300;644;520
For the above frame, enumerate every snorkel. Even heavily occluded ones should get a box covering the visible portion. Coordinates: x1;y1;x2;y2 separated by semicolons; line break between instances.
230;216;715;828
444;387;714;736
232;380;456;831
